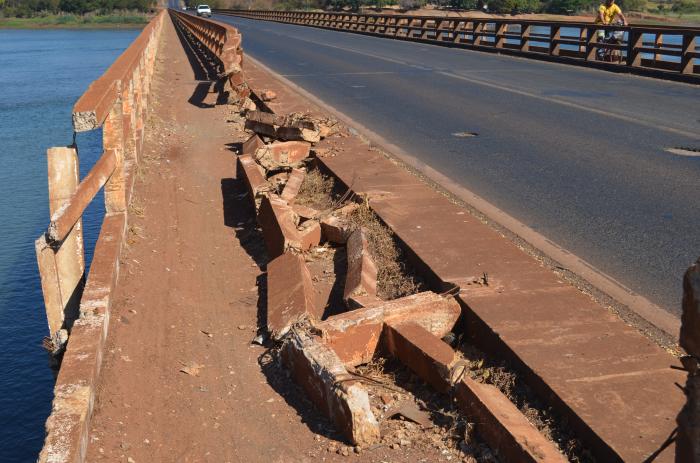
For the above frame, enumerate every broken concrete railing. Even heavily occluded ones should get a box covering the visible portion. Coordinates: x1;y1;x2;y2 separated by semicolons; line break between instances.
245;110;321;143
36;9;165;354
37;10;166;463
382;321;567;462
236;100;571;457
282;327;381;446
169;9;247;104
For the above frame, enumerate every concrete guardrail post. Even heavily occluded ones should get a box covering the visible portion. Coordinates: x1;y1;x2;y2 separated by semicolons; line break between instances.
104;90;127;213
35;146;85;351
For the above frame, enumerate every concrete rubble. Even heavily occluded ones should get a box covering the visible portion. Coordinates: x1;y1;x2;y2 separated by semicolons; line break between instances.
237;103;569;455
266;252;319;340
281;327;381;446
344;227;378;304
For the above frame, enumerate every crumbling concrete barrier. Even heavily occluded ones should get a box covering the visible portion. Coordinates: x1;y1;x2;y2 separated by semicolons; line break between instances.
319;291;461;367
257;194;321;258
280;167;306;202
267;252;320;340
455;377;568;463
244;110;321;143
236;87;568;459
344;227;378;305
381;318;566;461
237;154;268;201
281;328;381;446
383;321;458;394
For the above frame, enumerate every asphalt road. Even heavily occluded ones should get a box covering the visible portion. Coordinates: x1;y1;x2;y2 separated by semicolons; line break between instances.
215;14;700;316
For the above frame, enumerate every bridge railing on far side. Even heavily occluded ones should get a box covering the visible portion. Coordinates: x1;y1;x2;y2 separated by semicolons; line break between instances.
216;9;700;84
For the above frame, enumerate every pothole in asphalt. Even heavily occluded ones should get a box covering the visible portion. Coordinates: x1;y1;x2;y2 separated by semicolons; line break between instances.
665;147;700;157
452;132;478;138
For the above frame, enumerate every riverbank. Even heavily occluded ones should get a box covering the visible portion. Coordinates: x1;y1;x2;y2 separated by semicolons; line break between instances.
0;13;149;29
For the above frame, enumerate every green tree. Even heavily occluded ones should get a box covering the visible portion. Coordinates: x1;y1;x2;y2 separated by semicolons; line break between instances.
671;0;699;12
398;0;425;10
487;0;540;13
542;0;593;13
618;0;644;11
449;0;480;9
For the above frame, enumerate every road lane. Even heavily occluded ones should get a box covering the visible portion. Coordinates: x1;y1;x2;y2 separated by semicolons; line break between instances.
217;15;700;315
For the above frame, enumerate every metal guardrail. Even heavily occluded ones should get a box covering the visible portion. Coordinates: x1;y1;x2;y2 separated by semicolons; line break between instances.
35;10;165;351
216;9;700;83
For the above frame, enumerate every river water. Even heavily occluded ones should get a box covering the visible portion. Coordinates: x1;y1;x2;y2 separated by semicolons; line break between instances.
0;28;139;462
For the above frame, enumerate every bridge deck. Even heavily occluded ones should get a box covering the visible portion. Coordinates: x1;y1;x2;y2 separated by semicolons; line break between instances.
83;17;465;463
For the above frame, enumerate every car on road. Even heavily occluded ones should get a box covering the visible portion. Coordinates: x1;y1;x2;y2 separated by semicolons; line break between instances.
196;4;211;17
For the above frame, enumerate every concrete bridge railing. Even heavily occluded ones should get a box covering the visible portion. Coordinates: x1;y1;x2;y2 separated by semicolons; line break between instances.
169;9;248;103
37;10;166;463
36;12;248;462
216;9;700;84
35;9;165;355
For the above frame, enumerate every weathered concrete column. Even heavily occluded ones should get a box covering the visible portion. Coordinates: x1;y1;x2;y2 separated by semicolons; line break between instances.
36;146;85;349
677;258;700;463
121;81;136;164
103;95;126;213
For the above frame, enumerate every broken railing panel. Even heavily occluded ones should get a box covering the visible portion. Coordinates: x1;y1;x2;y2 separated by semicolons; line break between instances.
47;149;117;243
38;10;167;463
319;291;461;366
37;11;165;351
281;328;381;446
36;147;86;347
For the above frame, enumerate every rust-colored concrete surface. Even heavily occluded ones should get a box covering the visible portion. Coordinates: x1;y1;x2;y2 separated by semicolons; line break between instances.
243;58;685;462
455;377;569;463
266;251;318;339
383;322;456;394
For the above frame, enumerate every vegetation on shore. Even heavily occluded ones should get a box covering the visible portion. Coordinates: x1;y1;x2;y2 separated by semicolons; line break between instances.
0;0;154;28
0;11;150;27
217;0;699;18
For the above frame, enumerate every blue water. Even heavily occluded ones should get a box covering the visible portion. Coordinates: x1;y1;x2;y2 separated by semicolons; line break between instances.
0;28;139;463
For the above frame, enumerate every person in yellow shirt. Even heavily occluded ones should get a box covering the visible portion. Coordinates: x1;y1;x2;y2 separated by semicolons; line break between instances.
597;0;627;27
595;0;628;60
